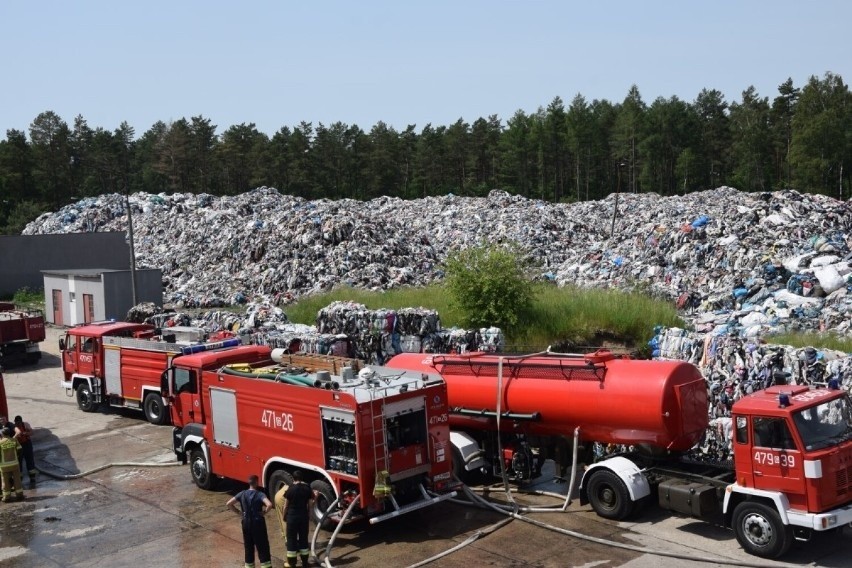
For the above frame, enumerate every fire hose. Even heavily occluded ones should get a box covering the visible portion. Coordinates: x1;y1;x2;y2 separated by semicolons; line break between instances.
35;460;181;480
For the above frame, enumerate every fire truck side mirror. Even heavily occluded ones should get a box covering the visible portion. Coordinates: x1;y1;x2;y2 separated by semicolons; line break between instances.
58;338;66;351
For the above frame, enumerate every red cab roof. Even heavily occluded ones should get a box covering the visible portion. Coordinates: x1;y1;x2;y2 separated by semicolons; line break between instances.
67;321;155;338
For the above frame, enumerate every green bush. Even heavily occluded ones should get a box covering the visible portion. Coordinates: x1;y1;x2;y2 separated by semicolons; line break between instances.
442;243;534;333
11;286;44;308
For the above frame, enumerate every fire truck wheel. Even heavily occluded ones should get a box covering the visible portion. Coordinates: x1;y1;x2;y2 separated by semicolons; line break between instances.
586;469;633;520
76;383;98;412
310;480;336;529
732;501;793;559
143;393;169;425
189;449;217;490
268;469;294;496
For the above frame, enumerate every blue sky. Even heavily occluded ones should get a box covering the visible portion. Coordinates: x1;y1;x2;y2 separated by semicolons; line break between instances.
1;1;849;139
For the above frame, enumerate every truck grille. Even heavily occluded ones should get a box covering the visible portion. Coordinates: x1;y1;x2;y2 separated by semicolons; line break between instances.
836;466;851;496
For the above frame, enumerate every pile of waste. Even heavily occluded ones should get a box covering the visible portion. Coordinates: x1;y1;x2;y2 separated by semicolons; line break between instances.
649;325;852;463
25;186;851;338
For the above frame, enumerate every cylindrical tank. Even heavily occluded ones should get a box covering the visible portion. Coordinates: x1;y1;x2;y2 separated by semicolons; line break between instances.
385;351;708;452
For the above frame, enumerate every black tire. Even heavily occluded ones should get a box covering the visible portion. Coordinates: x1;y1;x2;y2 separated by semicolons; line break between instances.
586;469;634;520
733;501;793;559
268;469;294;497
310;479;336;529
76;383;98;412
143;393;169;425
189;448;216;490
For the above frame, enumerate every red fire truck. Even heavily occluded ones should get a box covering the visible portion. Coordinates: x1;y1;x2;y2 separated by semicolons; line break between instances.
163;347;457;526
386;350;852;558
0;303;45;366
60;321;240;425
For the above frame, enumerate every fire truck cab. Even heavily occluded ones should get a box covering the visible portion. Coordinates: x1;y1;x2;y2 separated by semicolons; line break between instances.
724;383;852;557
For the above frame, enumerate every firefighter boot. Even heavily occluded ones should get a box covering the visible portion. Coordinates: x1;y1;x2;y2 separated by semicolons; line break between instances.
286;556;297;568
300;554;310;567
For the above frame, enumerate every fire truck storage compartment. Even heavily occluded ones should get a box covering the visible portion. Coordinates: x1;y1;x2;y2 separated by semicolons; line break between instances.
321;407;357;475
384;396;429;479
210;388;239;448
104;347;123;396
658;478;720;517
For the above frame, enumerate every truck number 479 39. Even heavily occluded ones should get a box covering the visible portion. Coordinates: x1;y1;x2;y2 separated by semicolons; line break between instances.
754;450;795;467
262;409;294;432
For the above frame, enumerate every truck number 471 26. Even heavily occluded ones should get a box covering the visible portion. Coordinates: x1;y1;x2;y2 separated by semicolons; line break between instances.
262;409;294;432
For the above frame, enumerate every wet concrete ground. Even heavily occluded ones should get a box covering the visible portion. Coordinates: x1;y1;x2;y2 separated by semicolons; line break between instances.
2;326;851;567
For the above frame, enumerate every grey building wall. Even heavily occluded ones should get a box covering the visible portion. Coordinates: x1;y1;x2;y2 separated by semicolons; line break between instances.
0;232;130;297
102;269;163;321
70;276;105;325
42;269;162;325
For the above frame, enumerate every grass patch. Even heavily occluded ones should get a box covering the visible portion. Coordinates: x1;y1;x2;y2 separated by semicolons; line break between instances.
765;332;852;353
285;283;683;352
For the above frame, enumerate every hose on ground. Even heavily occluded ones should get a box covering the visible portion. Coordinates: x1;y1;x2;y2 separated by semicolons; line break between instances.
455;479;801;568
36;461;181;480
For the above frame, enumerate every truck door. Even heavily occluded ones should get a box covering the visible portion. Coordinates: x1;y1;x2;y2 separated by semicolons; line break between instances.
66;335;100;376
750;416;804;496
62;333;78;376
171;367;201;426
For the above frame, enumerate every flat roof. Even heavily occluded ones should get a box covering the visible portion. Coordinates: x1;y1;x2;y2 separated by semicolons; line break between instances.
41;268;160;277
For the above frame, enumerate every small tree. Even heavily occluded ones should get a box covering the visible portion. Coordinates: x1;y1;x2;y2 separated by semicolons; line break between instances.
443;243;534;332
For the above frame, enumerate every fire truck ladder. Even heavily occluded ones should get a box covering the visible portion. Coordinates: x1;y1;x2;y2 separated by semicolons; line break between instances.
365;386;458;525
370;389;390;480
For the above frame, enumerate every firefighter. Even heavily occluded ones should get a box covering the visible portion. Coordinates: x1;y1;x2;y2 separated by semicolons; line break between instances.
13;415;36;484
226;474;273;568
0;427;24;502
283;470;316;568
273;479;290;546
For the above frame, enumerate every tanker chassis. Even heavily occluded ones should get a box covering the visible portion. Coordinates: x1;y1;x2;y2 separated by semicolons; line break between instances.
163;347;457;527
385;350;852;559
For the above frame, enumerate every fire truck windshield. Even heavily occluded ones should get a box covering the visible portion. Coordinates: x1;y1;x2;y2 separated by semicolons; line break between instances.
793;395;852;451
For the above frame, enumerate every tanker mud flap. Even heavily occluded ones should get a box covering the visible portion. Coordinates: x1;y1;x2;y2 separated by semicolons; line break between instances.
172;427;187;464
368;484;458;525
579;456;650;505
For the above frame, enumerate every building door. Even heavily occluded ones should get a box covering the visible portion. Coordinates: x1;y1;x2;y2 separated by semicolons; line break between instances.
83;294;94;323
52;289;63;325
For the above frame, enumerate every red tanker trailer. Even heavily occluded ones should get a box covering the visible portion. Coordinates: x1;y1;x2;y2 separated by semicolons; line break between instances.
386;350;707;479
385;349;852;559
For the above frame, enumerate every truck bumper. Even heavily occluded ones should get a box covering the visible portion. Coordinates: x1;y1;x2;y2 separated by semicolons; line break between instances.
788;502;852;531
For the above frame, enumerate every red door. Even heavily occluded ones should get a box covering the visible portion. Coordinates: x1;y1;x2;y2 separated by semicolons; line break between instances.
171;367;201;426
76;335;97;378
52;289;63;325
750;416;805;498
83;294;94;324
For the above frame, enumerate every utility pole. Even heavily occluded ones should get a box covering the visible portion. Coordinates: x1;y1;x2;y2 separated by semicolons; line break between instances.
124;173;138;307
